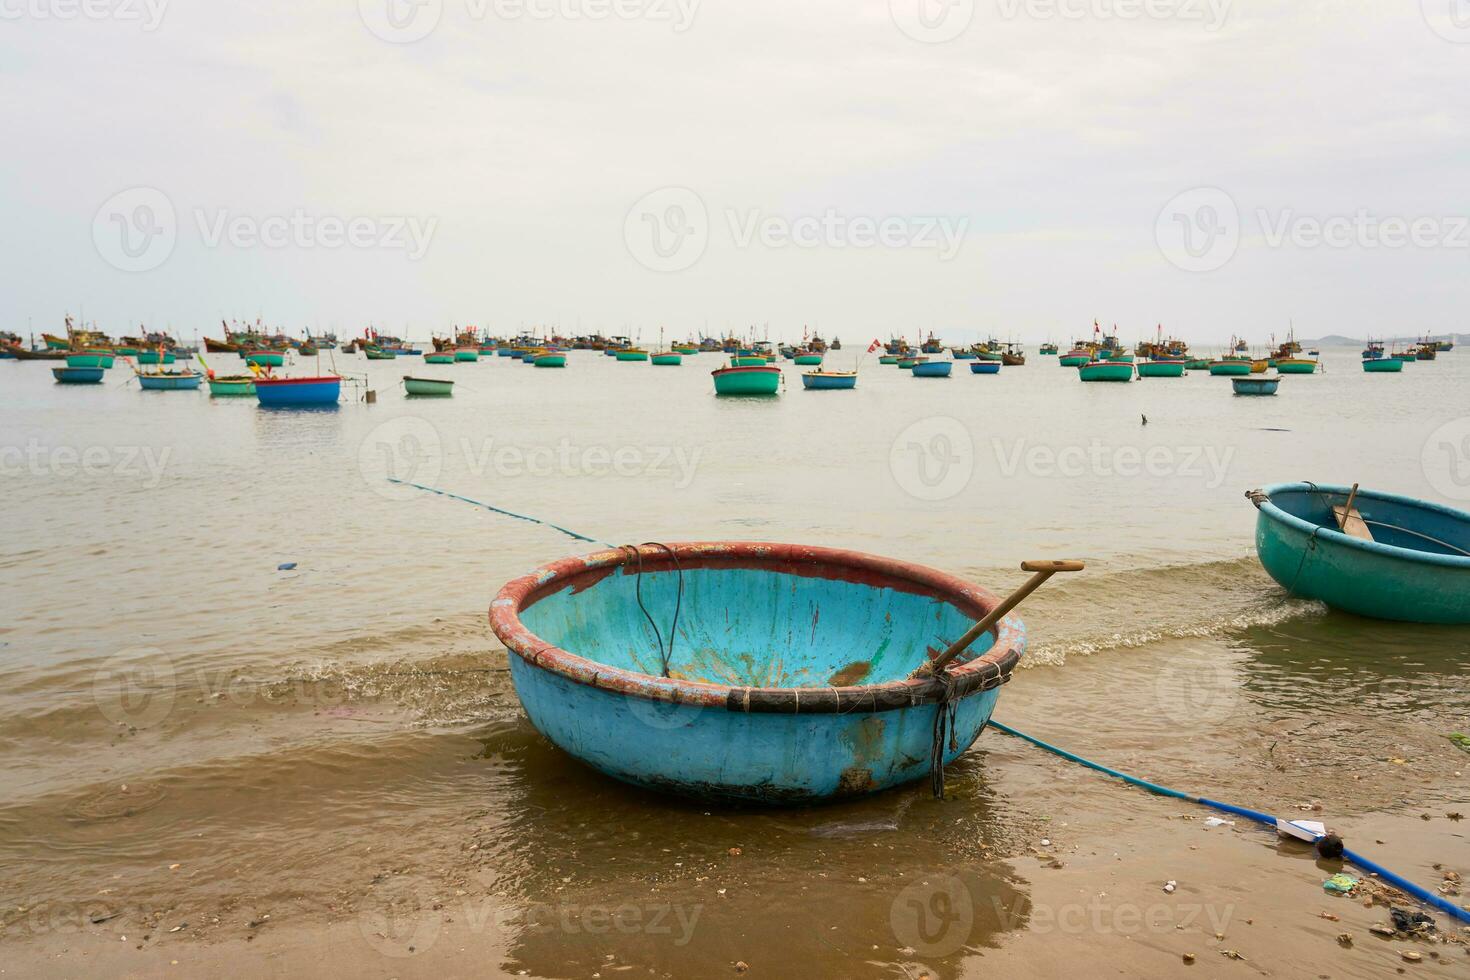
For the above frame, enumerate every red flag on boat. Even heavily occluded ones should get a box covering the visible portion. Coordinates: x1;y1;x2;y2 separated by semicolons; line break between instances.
867;339;881;353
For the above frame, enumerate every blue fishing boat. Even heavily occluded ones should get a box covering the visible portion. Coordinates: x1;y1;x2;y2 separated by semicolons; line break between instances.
969;361;1001;375
1247;483;1470;624
489;543;1048;803
911;360;952;378
1232;377;1280;396
800;371;857;390
254;375;341;406
51;366;105;384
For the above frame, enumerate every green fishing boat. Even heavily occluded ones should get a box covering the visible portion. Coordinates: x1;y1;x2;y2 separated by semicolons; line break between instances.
365;346;397;361
1362;357;1404;373
207;376;256;397
878;354;899;365
404;375;454;396
534;352;568;367
711;363;781;395
1185;358;1210;370
651;352;682;366
616;348;650;362
244;350;284;367
1106;351;1134;363
454;347;480;362
1058;348;1091;367
1135;359;1186;378
423;351;454;364
672;344;698;355
1208;360;1252;376
66;350;115;369
793;352;823;366
1039;343;1059;355
137;349;177;365
1275;358;1317;375
1077;360;1133;382
731;355;767;366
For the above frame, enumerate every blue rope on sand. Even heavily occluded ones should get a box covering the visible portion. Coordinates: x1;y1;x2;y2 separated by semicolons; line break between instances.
988;720;1470;925
386;479;609;546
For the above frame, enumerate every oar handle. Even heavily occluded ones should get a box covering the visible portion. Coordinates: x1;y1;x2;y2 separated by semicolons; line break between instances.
915;559;1085;678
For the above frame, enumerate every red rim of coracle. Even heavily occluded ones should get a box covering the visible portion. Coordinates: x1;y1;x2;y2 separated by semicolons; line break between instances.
489;542;1024;715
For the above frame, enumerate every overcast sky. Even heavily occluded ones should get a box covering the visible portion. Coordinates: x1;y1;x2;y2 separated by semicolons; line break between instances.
1;0;1466;345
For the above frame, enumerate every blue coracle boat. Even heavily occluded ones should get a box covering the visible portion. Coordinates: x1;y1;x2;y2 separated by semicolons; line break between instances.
254;375;341;406
1247;483;1470;623
970;361;1001;375
52;366;105;384
911;360;953;378
490;543;1027;803
1232;377;1279;396
137;371;203;390
800;371;857;390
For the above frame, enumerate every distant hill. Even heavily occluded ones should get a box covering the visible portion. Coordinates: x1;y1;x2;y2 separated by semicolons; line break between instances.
1299;333;1465;346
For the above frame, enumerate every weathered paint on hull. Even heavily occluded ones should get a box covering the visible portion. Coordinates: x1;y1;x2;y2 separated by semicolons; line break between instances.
491;542;1025;803
1252;483;1470;623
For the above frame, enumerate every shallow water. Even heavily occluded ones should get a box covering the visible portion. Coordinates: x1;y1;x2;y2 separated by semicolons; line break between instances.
1;344;1467;976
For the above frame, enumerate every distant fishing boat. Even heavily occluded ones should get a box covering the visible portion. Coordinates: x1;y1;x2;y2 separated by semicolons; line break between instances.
423;351;454;365
1001;344;1026;366
951;348;977;360
207;376;256;396
1247;483;1470;623
878;354;899;365
1039;342;1059;355
800;371;857;390
487;542;1049;802
1362;357;1403;373
534;352;568;367
454;348;480;362
403;375;454;396
1078;360;1133;382
793;351;823;366
1362;340;1384;360
672;343;698;355
711;363;781;395
1275;358;1317;375
616;348;650;362
1232;377;1280;396
969;361;1001;375
731;355;768;367
254;375;341;407
1135;359;1186;378
51;366;105;384
897;355;924;369
911;360;952;378
244;350;284;367
137;349;177;366
1058;348;1091;367
920;333;942;353
1392;350;1417;363
651;351;682;366
1185;358;1211;371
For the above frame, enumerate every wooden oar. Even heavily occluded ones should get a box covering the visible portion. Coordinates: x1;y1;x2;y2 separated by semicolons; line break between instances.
913;559;1085;678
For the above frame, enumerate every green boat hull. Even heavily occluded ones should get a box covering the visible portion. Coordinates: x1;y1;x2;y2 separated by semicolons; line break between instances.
366;349;397;360
878;355;899;364
1078;362;1133;382
1252;482;1470;623
534;354;568;367
244;352;284;367
794;354;823;365
651;353;682;365
66;353;115;368
1209;362;1252;376
1185;359;1210;370
454;349;480;362
1275;360;1317;374
1058;355;1089;367
404;377;454;396
617;351;650;362
208;378;256;396
712;366;780;395
1362;358;1403;373
1136;361;1185;377
137;351;177;365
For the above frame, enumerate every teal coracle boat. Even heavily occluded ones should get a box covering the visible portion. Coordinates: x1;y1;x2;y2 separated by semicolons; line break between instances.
1185;358;1210;371
66;350;115;369
488;542;1029;802
138;371;203;391
1232;377;1279;395
1078;361;1133;382
800;371;856;390
137;350;177;365
1208;360;1252;376
1247;483;1470;624
1362;358;1403;373
404;375;454;396
244;350;284;367
51;366;105;384
454;347;480;362
424;351;454;364
651;352;682;366
712;364;780;395
1275;358;1317;375
793;352;823;366
1136;360;1186;378
534;352;568;367
969;361;1001;375
617;349;651;362
208;376;256;396
878;354;899;365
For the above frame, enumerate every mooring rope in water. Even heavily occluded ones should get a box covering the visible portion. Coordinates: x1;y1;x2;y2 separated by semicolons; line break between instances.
987;719;1470;925
385;478;609;545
